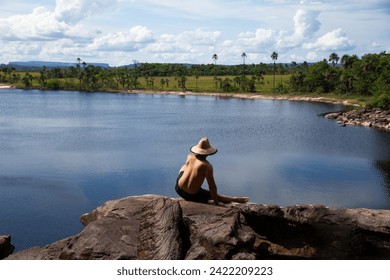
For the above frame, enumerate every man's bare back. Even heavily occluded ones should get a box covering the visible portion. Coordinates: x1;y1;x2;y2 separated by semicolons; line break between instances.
175;137;249;205
178;154;218;202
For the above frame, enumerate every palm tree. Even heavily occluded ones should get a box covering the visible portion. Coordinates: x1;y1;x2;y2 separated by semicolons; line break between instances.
160;78;166;90
212;54;218;65
340;54;358;69
271;51;278;91
39;66;47;86
241;52;247;65
329;52;340;67
76;58;82;74
194;72;200;91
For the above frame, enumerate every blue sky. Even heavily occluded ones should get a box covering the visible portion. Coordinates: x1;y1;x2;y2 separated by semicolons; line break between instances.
0;0;389;66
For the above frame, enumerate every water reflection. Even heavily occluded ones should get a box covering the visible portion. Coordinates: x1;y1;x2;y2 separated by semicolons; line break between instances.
1;89;390;251
373;160;390;199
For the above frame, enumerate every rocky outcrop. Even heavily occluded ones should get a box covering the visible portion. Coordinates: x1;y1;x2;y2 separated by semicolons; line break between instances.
137;197;186;259
5;195;390;260
0;235;14;259
325;106;390;131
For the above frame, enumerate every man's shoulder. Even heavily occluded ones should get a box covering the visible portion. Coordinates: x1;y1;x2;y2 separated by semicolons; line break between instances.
196;159;212;171
187;154;213;169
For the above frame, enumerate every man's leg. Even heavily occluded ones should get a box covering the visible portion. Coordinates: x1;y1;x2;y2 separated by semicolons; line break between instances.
217;194;249;203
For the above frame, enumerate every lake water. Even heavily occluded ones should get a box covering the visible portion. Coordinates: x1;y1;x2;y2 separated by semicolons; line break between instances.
1;89;390;251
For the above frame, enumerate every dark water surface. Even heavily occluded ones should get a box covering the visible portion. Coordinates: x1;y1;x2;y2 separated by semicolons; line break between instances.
1;89;390;251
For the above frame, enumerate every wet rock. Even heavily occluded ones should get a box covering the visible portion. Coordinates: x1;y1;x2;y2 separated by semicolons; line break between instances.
325;106;390;132
324;112;341;119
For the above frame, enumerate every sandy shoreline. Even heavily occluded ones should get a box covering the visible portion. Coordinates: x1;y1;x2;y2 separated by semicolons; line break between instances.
0;84;13;89
123;89;359;106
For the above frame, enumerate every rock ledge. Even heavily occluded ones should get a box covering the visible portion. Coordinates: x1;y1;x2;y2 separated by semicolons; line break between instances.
325;106;390;131
4;195;390;260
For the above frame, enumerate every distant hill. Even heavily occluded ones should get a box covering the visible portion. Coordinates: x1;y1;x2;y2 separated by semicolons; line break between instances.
8;61;110;69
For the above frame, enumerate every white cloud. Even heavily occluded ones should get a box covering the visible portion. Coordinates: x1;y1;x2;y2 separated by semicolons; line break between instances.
39;39;87;61
303;28;356;51
54;0;117;23
0;1;385;65
306;51;319;61
0;41;41;60
0;0;120;42
212;9;322;62
294;9;321;38
277;9;321;48
237;28;276;50
89;26;154;51
222;40;233;47
178;29;221;46
0;6;68;40
145;29;221;55
139;0;240;20
214;9;322;60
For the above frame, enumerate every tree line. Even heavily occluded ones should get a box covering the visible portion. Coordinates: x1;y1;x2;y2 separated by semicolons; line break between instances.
0;59;282;91
289;52;390;108
1;51;389;108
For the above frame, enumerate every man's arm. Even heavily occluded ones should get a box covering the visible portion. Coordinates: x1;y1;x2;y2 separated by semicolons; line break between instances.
205;165;219;204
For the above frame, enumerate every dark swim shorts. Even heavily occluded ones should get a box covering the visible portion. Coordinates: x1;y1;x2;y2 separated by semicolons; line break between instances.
175;171;211;203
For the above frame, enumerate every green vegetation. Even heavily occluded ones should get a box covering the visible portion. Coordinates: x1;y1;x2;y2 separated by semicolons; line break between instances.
289;52;390;109
1;51;389;109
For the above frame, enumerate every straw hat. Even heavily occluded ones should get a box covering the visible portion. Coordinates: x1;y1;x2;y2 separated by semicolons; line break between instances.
190;137;218;156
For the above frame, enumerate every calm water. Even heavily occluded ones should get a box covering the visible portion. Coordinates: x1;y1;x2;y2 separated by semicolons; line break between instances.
1;89;390;251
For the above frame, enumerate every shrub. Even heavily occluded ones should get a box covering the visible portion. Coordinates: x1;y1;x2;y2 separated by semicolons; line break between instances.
370;94;390;110
47;79;62;90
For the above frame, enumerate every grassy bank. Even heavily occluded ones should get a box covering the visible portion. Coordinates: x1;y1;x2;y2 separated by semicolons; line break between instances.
9;73;286;92
4;73;372;107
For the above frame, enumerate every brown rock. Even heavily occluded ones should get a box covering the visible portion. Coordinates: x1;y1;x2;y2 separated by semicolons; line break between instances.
324;112;341;119
6;195;390;260
7;195;159;260
185;208;255;259
0;235;14;259
137;197;186;259
362;121;372;127
326;107;390;131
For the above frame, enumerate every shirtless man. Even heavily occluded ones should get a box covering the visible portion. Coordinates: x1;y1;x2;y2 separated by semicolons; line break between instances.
175;137;249;205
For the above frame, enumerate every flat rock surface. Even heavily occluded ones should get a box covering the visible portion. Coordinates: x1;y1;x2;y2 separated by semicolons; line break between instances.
5;195;390;260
